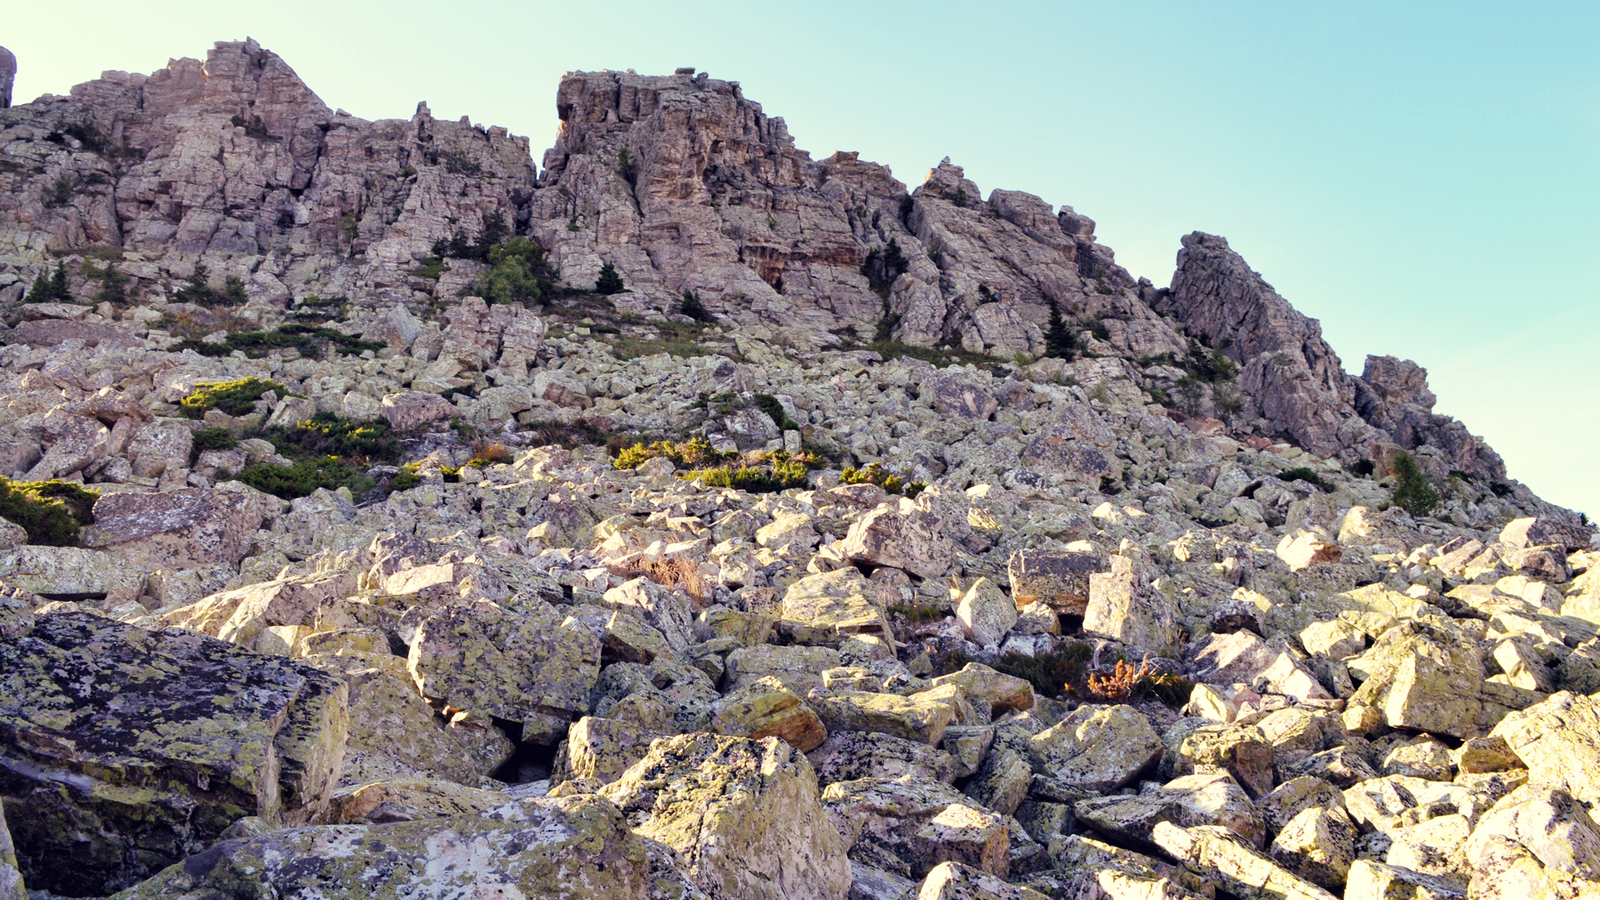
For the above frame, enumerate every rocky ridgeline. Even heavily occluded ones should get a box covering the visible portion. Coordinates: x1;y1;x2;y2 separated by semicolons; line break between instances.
0;40;1596;900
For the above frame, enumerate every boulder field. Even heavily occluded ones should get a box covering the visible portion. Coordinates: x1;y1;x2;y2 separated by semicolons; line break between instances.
0;39;1596;900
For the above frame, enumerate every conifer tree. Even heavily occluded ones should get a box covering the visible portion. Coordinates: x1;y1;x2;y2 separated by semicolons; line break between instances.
595;261;624;295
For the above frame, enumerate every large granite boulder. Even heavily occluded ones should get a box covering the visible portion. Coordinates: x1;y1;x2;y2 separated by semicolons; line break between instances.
0;611;349;896
598;733;850;900
114;795;650;900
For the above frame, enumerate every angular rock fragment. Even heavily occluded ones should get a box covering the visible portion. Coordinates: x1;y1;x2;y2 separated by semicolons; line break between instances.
116;796;650;900
600;733;850;900
0;611;349;896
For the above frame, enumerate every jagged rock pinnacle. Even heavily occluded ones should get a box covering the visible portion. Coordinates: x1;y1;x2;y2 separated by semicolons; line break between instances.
0;46;15;108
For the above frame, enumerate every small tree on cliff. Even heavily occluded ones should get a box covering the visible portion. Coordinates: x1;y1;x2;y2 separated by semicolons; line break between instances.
595;262;624;295
1044;299;1077;360
1390;451;1441;517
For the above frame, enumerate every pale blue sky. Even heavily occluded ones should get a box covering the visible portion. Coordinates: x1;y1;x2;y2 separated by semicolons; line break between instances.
7;1;1597;517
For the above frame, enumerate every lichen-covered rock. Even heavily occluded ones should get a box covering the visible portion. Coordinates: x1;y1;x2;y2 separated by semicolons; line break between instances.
308;651;505;786
1152;821;1338;900
114;794;651;900
780;567;895;648
407;598;601;742
709;675;827;751
0;799;23;900
0;611;349;897
1007;549;1104;615
1342;622;1485;738
932;663;1035;719
811;687;961;746
1490;691;1600;806
1460;783;1600;900
822;776;1010;880
325;776;509;824
1084;553;1177;653
956;577;1018;648
841;499;956;580
1343;859;1466;900
1268;805;1360;891
599;733;850;900
1076;771;1264;848
1027;704;1162;794
806;730;958;786
914;861;1051;900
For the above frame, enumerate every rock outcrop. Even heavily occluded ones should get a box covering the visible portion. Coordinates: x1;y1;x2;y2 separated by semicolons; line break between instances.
0;47;14;110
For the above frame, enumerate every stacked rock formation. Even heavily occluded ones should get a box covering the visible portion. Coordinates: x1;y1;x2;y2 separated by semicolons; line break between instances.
0;40;1595;900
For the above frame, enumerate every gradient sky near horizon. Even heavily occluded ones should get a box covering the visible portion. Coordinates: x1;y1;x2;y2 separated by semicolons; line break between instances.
6;1;1597;517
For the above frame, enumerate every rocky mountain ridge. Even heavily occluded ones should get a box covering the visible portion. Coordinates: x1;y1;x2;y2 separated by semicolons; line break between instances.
0;39;1596;900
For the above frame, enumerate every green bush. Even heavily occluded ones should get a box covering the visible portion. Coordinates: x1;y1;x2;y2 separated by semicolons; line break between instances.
754;394;800;432
1279;467;1333;493
274;412;400;464
475;236;558;304
683;451;815;494
0;478;98;546
1391;451;1441;517
176;325;385;359
614;437;732;470
235;457;355;500
841;462;925;498
179;377;288;418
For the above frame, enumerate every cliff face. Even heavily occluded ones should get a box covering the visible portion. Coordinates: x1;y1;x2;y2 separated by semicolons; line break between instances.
0;43;1510;478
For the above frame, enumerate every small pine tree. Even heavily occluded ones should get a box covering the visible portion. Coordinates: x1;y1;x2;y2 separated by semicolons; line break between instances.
595;262;625;295
26;263;71;303
1044;299;1077;360
679;289;713;322
1391;451;1441;517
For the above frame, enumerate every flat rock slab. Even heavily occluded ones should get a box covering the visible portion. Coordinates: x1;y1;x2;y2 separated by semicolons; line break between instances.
114;795;650;900
0;611;349;897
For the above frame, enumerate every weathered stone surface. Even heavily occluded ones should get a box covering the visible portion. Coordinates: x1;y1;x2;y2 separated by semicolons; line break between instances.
807;730;958;786
325;776;509;824
1085;554;1177;653
1008;549;1103;615
1258;776;1347;836
600;733;850;900
822;776;1010;879
780;567;895;647
842;498;956;580
811;687;960;746
380;390;459;431
560;715;660;788
308;651;502;787
0;611;348;897
914;861;1050;900
1269;806;1360;891
1028;704;1162;794
1170;723;1276;799
408;599;601;740
934;663;1034;720
115;795;650;900
1461;783;1600;900
1343;859;1466;900
1152;821;1338;900
0;797;22;900
957;577;1018;647
1490;691;1600;806
80;484;272;567
1077;771;1264;848
1186;630;1332;703
710;675;828;751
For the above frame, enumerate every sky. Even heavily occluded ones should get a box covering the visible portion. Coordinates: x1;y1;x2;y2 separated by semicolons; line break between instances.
5;1;1597;517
